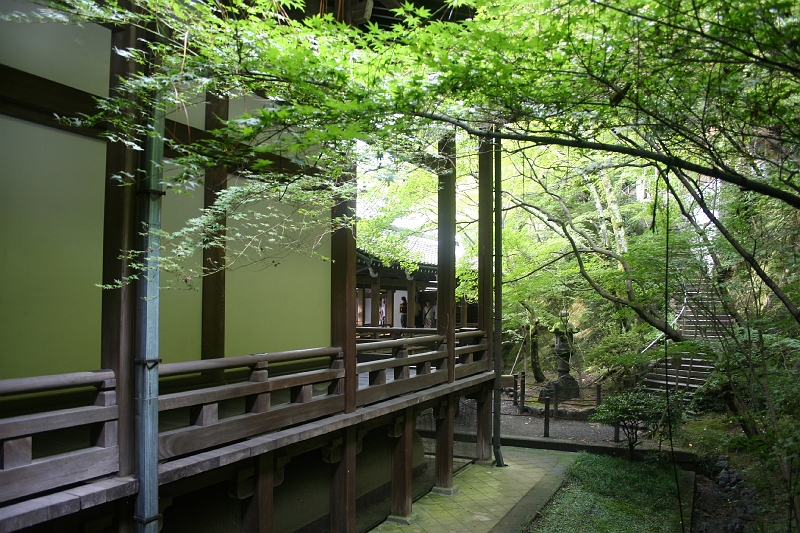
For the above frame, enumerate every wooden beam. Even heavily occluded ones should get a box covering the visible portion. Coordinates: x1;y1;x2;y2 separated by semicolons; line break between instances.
330;426;357;533
0;63;315;177
434;394;455;490
475;384;492;461
201;94;229;366
390;407;414;517
371;281;381;328
242;452;273;533
438;134;457;383
478;138;493;359
100;24;141;480
331;168;357;413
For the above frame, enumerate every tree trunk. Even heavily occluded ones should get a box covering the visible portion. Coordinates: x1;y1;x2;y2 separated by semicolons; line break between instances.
529;324;547;383
721;389;761;437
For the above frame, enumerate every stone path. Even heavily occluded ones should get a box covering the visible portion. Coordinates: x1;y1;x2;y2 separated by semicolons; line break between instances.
370;447;575;533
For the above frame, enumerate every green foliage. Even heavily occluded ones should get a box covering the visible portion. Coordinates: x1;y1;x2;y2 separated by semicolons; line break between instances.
591;390;681;460
526;452;681;533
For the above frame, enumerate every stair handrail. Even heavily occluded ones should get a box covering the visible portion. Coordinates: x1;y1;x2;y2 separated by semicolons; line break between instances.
641;293;689;354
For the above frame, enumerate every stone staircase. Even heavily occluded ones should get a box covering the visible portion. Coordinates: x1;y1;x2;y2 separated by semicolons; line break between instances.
642;355;715;399
641;285;732;399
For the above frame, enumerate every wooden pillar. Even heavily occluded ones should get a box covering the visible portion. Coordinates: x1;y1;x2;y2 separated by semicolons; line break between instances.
201;94;229;365
477;138;493;358
370;279;380;327
330;426;357;533
101;23;140;480
330;168;357;532
386;289;394;328
390;408;415;518
475;384;492;461
242;452;274;533
434;394;456;493
331;172;356;411
476;137;494;458
438;134;456;382
409;281;417;329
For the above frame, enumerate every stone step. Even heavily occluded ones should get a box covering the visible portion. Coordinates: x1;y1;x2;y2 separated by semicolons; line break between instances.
642;378;703;390
650;363;714;374
642;387;695;400
644;374;708;387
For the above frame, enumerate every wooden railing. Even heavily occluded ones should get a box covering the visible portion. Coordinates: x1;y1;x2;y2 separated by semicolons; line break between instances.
0;370;118;503
157;347;343;460
0;334;492;506
355;331;489;407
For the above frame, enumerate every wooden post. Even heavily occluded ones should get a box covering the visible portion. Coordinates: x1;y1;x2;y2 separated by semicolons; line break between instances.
330;167;356;532
330;426;357;533
370;280;380;328
475;384;492;461
330;169;356;413
512;374;518;406
543;397;550;438
409;281;417;329
478;138;493;357
101;21;140;479
1;438;32;469
242;452;273;533
438;134;456;383
390;408;415;518
201;94;229;372
434;394;456;493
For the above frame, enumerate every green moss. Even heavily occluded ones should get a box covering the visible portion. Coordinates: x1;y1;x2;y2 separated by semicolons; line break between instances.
526;452;682;533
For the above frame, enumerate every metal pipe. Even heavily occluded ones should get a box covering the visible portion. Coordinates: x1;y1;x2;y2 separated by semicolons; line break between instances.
134;90;165;533
492;133;505;467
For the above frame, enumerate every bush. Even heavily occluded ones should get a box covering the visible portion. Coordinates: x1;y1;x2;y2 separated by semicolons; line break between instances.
591;390;681;459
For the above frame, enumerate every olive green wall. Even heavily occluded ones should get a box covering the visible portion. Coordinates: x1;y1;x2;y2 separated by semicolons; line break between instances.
226;238;331;356
0;0;110;96
0;115;106;379
159;187;204;364
0;2;332;376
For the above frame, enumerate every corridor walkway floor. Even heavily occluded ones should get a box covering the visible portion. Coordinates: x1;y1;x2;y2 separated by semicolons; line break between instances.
371;447;576;533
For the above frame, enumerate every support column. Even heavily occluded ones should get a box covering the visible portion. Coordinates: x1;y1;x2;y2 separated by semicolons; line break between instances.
201;94;229;366
438;134;456;382
389;408;415;521
492;135;505;467
330;167;357;533
370;279;380;327
330;426;357;533
409;281;417;329
101;22;141;480
133;90;165;532
475;384;492;461
433;394;457;494
242;452;273;533
477;138;493;357
476;137;494;460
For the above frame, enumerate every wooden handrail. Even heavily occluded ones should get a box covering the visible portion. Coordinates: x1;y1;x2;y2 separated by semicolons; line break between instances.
0;370;115;397
159;347;341;377
454;330;486;339
355;334;445;352
356;349;447;374
356;327;437;334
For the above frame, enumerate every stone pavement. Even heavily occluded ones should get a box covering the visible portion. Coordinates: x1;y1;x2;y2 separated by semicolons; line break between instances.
371;447;576;533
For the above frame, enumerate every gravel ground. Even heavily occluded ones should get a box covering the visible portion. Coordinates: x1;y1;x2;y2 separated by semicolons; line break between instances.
499;399;618;444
